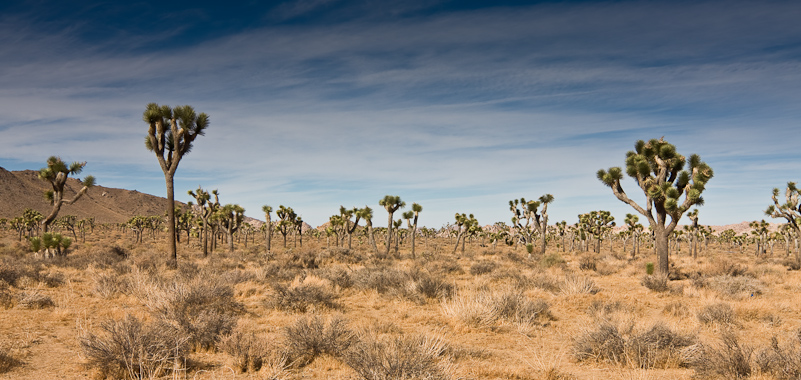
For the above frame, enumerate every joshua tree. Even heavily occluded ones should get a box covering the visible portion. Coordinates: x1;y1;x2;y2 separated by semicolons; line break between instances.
262;205;273;253
452;213;480;255
276;205;297;248
143;103;209;268
339;206;364;250
578;210;615;253
188;187;217;256
358;206;380;255
378;195;405;257
402;203;423;259
766;182;801;264
38;156;95;232
294;215;304;247
686;209;700;259
624;213;643;258
597;137;713;275
509;194;553;255
22;208;43;238
749;219;770;257
217;204;245;253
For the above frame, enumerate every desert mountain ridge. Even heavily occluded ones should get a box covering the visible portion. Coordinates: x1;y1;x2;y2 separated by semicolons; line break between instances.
0;166;781;234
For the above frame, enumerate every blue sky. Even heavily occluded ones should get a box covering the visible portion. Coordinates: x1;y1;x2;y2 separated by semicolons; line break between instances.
1;0;800;228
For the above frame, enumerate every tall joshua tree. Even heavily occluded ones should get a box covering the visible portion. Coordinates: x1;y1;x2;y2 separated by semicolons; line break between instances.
262;205;273;253
38;156;95;232
598;137;713;275
359;206;380;255
686;209;700;259
188;187;216;257
766;182;801;265
452;213;480;255
379;195;405;257
624;213;643;258
144;103;209;267
339;206;363;250
217;204;245;253
509;194;552;256
402;203;423;259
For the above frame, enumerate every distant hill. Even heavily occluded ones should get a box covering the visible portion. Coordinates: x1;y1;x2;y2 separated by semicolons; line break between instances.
0;166;176;223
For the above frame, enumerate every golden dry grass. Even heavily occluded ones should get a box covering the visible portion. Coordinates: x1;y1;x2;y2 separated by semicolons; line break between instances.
0;228;800;379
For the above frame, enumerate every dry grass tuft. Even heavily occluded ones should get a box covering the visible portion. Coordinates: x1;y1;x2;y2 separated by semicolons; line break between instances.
344;332;452;380
697;302;739;326
559;275;600;295
441;288;553;329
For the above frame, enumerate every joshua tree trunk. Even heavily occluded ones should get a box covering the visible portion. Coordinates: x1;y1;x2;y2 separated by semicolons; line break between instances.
165;174;177;266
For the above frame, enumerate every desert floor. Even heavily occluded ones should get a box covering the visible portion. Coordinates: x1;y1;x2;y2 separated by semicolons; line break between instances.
1;228;800;380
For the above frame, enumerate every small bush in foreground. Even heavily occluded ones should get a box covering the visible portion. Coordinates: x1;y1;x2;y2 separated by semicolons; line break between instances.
272;277;339;313
697;303;738;326
80;314;188;380
470;261;497;275
345;333;451;380
219;328;271;373
0;348;20;374
17;291;55;309
284;315;355;367
641;274;670;292
754;331;801;380
572;321;695;369
689;331;753;379
560;275;600;295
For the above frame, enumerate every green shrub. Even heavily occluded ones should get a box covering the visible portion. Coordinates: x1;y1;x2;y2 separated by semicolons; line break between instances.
540;253;566;268
646;262;655;275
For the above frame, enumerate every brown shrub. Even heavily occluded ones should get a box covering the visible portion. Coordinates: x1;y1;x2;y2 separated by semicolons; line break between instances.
283;315;355;367
344;332;452;380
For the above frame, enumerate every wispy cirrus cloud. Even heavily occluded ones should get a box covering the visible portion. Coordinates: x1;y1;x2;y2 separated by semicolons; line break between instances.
1;0;800;226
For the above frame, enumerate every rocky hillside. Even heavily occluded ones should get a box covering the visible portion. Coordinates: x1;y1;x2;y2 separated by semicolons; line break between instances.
0;166;176;224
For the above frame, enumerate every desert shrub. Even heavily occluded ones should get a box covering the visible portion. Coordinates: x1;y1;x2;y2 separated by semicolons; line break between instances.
492;291;553;326
708;259;749;277
261;263;302;282
219;269;255;285
626;322;696;369
754;331;801;380
91;271;129;298
697;303;738;326
327;247;365;264
271;276;339;312
353;266;410;294
662;301;691;318
782;258;801;271
572;321;626;364
560;275;600;295
345;332;451;380
412;271;454;300
289;250;320;269
641;274;670;292
587;300;627;319
573;321;694;369
441;288;553;329
540;253;566;268
17;290;55;309
689;331;753;379
0;348;19;373
470;261;497;275
80;314;189;380
578;255;597;271
426;260;464;275
707;275;764;299
138;274;242;351
646;262;655;275
219;328;271;373
283;315;355;367
314;266;353;289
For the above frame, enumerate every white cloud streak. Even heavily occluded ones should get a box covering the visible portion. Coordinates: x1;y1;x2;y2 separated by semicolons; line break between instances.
1;1;800;227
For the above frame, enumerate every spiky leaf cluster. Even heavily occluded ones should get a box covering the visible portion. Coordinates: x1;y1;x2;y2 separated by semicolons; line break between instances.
578;210;616;239
766;182;801;232
597;138;713;222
